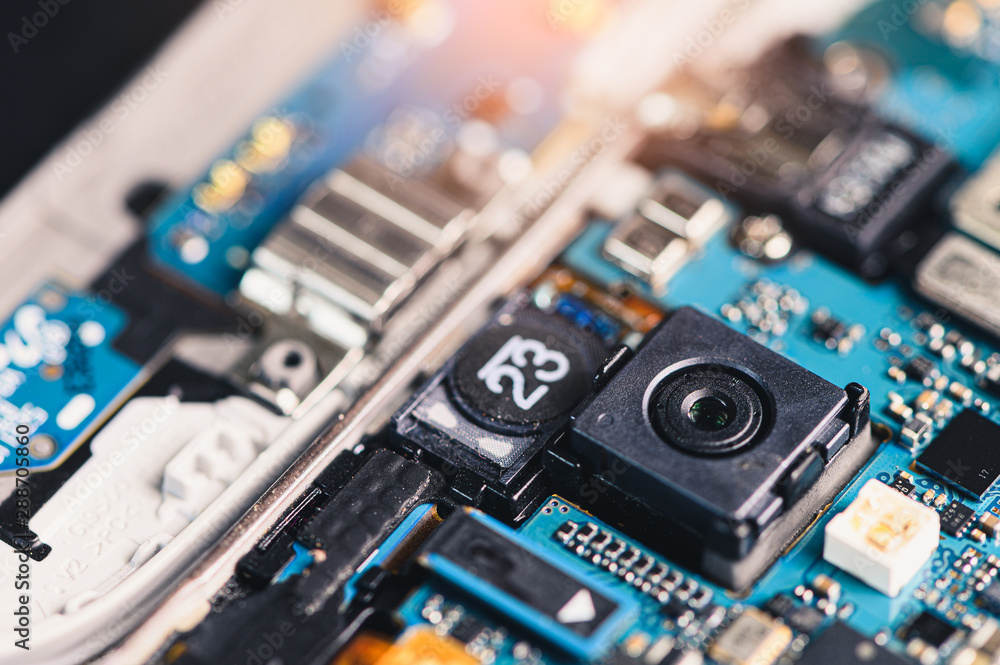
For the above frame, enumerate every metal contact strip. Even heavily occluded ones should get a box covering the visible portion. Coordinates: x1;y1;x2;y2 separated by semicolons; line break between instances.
327;169;451;244
290;205;410;278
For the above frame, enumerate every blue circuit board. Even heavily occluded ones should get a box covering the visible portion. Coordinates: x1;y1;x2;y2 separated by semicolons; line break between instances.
112;0;1000;662
827;0;1000;169
147;0;582;295
392;458;991;665
555;218;1000;658
0;284;141;474
380;1;1000;647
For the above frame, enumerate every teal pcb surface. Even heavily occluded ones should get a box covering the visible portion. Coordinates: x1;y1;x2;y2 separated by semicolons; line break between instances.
0;284;141;473
560;219;1000;659
344;216;1000;663
828;0;1000;169
381;207;1000;662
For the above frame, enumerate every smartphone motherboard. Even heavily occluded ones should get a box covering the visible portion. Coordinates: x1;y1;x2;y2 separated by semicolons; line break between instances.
8;1;1000;664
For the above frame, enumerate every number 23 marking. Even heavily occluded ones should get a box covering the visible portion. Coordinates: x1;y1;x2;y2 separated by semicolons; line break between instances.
477;336;570;410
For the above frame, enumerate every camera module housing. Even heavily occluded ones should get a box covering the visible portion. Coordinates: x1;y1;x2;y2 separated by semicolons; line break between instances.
566;307;874;590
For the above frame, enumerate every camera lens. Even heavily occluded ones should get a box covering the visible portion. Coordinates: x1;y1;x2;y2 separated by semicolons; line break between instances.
687;396;734;431
649;363;771;455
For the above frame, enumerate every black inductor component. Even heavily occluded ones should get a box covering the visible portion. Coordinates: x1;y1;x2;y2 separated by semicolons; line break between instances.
449;318;601;428
391;293;611;520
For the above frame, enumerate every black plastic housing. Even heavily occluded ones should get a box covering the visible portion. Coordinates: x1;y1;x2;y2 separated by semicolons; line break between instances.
391;293;611;521
639;39;959;278
565;307;874;590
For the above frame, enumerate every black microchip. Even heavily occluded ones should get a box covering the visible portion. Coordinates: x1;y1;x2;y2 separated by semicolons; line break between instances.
764;593;796;617
889;475;915;496
980;580;1000;613
901;611;956;648
793;125;955;278
804;623;909;664
939;500;975;537
764;594;825;634
450;615;487;643
917;409;1000;499
813;312;847;345
905;355;938;385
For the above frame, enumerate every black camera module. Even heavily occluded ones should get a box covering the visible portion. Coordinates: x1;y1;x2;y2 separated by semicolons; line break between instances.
649;363;772;455
565;307;874;591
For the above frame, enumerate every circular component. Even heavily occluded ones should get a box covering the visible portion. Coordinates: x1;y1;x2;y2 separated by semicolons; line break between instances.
650;363;771;455
29;435;57;460
252;339;319;396
77;320;107;347
450;316;605;430
179;234;210;264
283;350;303;368
731;214;793;263
687;395;734;431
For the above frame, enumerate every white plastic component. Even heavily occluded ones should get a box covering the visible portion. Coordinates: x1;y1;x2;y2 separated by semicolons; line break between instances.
824;479;940;597
55;393;96;430
8;396;286;620
586;161;653;220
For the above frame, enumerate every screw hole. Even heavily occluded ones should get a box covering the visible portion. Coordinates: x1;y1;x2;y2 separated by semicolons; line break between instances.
283;350;303;368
